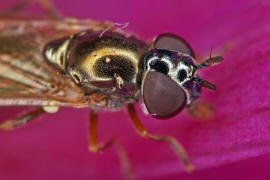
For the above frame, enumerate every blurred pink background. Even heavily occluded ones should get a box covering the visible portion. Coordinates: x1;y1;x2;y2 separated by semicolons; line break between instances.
1;0;270;179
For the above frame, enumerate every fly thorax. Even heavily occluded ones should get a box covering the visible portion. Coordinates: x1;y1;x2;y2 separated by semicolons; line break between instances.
43;31;147;99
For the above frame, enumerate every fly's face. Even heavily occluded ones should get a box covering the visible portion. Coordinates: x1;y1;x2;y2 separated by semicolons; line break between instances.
142;49;197;119
144;49;196;86
141;33;222;119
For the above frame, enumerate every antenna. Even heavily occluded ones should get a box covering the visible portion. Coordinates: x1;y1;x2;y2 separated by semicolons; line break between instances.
196;56;223;69
193;77;216;91
193;55;223;91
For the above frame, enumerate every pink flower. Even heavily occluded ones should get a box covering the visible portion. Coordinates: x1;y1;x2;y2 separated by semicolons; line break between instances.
1;0;270;179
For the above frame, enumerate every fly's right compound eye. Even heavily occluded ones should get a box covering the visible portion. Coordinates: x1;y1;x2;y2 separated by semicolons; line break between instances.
142;48;192;119
142;71;187;119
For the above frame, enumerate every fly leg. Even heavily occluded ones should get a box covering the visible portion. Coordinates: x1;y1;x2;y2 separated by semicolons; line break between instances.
5;0;59;18
127;104;194;172
186;100;214;120
89;110;135;180
0;107;46;131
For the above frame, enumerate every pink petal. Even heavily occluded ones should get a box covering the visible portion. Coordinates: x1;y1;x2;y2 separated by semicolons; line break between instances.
1;0;270;179
156;154;270;180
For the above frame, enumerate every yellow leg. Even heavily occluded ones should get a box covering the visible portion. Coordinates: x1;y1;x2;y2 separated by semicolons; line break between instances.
0;107;46;131
127;104;194;172
88;110;135;180
186;100;214;120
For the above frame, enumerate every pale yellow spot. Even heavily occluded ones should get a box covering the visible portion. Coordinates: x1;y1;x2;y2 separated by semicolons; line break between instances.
91;51;97;56
43;106;59;113
42;101;60;113
114;73;124;89
105;57;111;63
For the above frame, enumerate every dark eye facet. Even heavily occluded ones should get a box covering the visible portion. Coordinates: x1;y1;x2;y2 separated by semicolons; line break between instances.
178;69;187;82
150;60;169;75
153;33;195;57
143;71;187;119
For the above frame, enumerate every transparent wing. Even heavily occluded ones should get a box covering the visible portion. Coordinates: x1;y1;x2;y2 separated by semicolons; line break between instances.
0;16;113;107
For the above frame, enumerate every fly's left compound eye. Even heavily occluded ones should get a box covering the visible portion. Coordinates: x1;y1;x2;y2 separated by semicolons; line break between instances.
142;48;191;119
153;33;195;57
142;71;187;119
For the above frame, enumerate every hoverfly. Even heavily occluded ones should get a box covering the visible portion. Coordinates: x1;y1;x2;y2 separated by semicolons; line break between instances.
0;0;223;178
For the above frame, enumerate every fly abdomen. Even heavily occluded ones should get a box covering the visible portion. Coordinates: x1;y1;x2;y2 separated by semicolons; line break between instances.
43;35;75;74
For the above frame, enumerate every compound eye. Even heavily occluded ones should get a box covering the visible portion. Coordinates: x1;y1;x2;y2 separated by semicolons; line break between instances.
153;33;195;57
143;71;187;119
